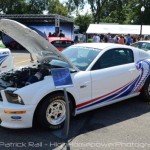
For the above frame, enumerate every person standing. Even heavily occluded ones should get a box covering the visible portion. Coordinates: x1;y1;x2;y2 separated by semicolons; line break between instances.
48;32;52;37
114;35;119;43
93;34;97;42
59;30;65;37
118;35;124;44
74;35;79;44
126;34;131;45
95;34;100;42
104;34;108;43
108;35;114;43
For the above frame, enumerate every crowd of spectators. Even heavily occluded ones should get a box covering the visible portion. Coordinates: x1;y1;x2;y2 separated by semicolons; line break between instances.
48;30;65;38
91;33;150;45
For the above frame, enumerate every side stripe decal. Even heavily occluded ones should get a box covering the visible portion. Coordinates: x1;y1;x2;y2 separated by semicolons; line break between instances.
0;55;9;65
76;77;139;110
76;59;150;112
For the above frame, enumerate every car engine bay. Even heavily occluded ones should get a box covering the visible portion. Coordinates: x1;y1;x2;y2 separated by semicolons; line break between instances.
0;64;50;89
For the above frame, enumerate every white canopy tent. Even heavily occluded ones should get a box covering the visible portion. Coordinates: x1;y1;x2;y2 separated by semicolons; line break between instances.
86;24;150;35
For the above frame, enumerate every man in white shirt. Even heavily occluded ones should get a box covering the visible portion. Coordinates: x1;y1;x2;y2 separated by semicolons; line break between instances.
96;35;100;42
93;34;97;42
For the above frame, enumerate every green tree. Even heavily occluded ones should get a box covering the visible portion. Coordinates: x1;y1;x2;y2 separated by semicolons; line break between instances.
87;0;108;23
26;0;68;15
0;0;27;14
75;13;93;33
99;0;127;24
64;0;85;16
0;0;69;15
68;0;150;25
65;0;108;22
64;0;75;15
48;0;68;16
26;0;45;14
143;0;150;25
124;0;150;25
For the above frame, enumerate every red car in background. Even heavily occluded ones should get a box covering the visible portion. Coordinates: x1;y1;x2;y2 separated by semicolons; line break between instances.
48;37;74;51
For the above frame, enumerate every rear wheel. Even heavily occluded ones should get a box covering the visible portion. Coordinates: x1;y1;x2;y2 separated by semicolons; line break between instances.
37;93;72;129
141;77;150;102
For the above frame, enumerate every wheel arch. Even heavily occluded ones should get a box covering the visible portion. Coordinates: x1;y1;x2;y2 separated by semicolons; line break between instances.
140;75;150;92
32;90;76;127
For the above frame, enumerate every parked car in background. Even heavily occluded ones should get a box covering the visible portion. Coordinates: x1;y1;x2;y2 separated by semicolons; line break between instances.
48;37;74;51
0;48;14;73
131;41;150;53
1;19;150;130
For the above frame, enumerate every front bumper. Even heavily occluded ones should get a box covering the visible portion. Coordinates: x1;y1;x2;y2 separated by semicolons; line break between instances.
0;102;35;129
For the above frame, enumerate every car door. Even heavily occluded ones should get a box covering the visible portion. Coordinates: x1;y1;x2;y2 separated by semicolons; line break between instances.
89;48;140;110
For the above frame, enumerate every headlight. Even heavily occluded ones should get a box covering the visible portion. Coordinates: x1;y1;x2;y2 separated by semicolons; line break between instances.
5;90;24;105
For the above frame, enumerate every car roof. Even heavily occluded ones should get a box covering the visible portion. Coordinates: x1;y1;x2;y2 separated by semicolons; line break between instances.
72;43;133;50
48;37;73;42
136;40;150;43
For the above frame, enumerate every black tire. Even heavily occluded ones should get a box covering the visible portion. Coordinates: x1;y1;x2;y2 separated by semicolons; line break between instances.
37;92;73;129
141;77;150;102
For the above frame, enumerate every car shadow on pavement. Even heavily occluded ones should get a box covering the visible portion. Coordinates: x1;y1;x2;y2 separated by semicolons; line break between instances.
0;97;150;150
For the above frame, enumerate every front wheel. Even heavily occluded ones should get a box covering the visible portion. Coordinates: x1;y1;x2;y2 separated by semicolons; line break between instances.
37;93;72;129
141;77;150;102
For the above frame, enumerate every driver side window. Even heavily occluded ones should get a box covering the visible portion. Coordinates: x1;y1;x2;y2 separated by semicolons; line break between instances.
92;48;134;70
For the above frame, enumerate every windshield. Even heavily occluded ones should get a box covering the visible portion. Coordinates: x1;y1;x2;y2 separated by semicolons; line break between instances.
49;46;100;71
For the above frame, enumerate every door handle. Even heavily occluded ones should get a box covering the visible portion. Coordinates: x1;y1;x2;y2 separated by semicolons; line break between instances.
80;81;90;88
80;84;87;88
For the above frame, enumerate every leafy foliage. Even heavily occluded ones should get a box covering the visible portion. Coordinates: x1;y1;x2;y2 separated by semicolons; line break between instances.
75;13;93;33
26;0;45;14
0;0;27;14
47;0;68;16
0;0;68;15
0;0;150;33
67;0;150;25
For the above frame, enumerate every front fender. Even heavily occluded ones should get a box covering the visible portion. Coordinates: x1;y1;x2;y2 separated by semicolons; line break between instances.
14;76;78;106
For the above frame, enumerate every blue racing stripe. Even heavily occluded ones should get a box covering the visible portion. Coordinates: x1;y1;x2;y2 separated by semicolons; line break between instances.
77;76;140;111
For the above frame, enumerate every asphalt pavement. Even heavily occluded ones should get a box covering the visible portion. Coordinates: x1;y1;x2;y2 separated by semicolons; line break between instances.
0;50;150;150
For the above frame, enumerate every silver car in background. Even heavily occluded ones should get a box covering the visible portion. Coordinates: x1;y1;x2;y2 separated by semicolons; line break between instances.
131;41;150;53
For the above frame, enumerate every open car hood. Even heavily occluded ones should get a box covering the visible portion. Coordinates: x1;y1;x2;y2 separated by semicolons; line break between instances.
0;19;79;71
